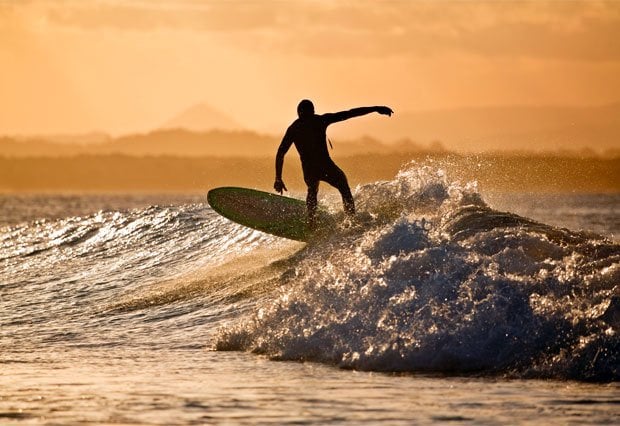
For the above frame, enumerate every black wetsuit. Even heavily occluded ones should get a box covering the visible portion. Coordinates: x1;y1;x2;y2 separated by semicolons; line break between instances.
276;107;381;223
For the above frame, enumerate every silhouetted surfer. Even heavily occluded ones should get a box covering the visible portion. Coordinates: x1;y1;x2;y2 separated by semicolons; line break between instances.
274;99;393;228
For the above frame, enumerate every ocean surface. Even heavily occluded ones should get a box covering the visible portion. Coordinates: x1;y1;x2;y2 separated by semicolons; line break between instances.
1;165;618;425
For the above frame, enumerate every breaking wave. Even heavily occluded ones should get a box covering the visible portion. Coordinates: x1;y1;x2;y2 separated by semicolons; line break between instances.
2;162;617;381
216;165;620;382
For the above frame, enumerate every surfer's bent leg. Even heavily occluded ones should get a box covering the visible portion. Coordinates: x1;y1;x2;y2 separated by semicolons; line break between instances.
305;179;319;229
324;163;355;217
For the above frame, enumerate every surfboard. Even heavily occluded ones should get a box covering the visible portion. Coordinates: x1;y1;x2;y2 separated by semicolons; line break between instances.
207;187;330;242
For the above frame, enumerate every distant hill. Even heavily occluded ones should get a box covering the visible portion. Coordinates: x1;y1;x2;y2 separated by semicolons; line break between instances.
0;129;431;158
330;103;620;152
11;132;111;145
3;102;619;157
162;103;241;132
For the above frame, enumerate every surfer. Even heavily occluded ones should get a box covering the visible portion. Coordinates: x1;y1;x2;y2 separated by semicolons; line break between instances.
274;99;393;228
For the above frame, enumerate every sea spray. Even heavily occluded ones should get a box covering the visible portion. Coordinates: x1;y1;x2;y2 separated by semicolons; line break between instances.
216;164;620;381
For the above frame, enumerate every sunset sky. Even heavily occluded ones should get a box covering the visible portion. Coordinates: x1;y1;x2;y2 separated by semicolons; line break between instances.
1;0;619;136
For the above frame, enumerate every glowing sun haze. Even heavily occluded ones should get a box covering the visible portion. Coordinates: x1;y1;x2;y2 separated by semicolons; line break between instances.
1;0;619;137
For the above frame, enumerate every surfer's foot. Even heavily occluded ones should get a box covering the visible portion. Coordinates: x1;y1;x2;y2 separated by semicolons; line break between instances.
353;211;373;224
341;211;374;230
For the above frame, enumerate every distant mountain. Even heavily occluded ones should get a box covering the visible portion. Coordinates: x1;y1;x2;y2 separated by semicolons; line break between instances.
330;103;620;152
3;102;619;157
11;132;110;145
0;129;431;158
162;103;241;132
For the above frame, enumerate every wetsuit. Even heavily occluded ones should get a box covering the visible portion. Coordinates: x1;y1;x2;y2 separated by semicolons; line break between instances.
275;107;383;225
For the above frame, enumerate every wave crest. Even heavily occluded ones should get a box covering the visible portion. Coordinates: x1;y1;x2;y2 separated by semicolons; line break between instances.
216;164;620;381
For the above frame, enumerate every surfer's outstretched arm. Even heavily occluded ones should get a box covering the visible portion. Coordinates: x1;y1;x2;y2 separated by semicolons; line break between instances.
323;106;393;125
274;128;293;194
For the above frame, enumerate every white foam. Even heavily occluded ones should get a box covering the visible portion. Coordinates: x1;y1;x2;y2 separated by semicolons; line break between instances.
216;164;620;381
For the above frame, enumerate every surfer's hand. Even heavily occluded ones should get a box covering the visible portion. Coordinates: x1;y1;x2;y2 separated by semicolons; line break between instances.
274;179;287;194
376;106;393;116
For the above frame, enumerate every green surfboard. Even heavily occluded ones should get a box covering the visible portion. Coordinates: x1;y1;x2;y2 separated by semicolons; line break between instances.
207;187;330;242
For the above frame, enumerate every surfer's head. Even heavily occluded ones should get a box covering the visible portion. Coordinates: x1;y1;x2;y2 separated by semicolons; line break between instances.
297;99;314;118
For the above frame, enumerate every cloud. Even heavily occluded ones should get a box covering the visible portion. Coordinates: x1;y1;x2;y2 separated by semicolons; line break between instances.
42;1;283;32
9;0;620;61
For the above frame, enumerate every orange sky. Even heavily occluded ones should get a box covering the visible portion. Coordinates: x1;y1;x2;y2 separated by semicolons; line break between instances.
1;0;619;136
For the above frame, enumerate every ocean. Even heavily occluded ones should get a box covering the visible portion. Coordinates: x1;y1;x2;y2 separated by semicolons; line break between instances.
1;165;618;424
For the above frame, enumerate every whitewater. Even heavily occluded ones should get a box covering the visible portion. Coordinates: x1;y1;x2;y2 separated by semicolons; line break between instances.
1;165;618;424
